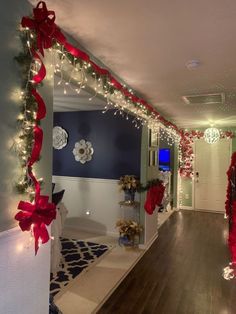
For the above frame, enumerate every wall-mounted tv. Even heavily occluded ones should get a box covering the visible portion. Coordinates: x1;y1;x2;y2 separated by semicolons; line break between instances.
159;148;171;171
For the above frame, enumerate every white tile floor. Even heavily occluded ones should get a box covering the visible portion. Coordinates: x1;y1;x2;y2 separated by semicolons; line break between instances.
55;209;175;314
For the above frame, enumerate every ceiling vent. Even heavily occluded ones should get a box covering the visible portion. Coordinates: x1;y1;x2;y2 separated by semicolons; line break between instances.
182;93;225;105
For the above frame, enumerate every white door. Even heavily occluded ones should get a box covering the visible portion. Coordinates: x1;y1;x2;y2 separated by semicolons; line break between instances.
194;139;231;212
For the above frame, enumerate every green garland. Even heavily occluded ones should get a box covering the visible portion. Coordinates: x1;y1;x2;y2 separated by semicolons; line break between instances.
14;28;42;195
138;178;163;193
53;42;151;115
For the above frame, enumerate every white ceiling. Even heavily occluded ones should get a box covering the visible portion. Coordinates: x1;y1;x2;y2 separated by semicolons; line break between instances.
30;0;236;127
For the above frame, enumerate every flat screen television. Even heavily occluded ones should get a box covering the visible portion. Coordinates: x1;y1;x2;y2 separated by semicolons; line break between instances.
159;148;171;171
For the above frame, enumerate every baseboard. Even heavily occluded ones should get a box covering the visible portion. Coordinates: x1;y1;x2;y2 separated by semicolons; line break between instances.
193;209;224;215
179;206;193;210
53;175;118;185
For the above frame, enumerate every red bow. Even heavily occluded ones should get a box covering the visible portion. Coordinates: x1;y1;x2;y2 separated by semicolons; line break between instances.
21;1;65;56
15;195;56;254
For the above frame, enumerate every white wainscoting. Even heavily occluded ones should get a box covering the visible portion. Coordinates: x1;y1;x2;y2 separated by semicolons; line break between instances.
0;227;51;314
53;176;130;236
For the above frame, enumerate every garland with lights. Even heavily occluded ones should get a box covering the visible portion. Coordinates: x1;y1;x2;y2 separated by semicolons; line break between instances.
227;153;236;268
14;30;39;194
14;3;59;254
14;1;183;253
138;178;163;192
225;153;236;219
222;152;236;280
179;129;234;178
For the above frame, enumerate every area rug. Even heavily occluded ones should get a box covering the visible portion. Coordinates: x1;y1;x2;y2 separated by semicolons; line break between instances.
50;237;110;298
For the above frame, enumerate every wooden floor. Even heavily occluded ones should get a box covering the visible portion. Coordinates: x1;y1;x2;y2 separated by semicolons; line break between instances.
97;210;236;314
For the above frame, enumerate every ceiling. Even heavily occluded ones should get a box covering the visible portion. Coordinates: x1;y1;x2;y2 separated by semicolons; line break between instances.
30;0;236;128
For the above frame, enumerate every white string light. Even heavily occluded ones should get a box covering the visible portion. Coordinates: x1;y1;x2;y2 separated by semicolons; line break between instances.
48;43;180;141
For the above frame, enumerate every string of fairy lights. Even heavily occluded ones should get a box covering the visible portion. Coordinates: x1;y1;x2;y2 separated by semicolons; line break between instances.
13;27;41;197
51;41;181;140
13;26;181;198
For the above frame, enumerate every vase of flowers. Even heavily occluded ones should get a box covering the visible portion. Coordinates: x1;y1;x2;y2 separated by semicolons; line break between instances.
118;175;140;203
124;189;135;202
116;219;143;247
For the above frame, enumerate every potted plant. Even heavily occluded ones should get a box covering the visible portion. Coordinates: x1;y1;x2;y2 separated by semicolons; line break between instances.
118;175;140;203
116;219;143;246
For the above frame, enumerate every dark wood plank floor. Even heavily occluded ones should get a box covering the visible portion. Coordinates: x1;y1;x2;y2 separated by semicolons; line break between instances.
97;210;236;314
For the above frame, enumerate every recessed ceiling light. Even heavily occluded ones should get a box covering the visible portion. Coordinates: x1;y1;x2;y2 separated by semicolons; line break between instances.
185;59;201;70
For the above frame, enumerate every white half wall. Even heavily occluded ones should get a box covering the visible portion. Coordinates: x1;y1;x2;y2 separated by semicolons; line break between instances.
0;228;51;314
144;211;158;244
53;175;135;236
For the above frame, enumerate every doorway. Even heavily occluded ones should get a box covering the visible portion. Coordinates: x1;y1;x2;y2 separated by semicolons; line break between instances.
194;139;231;212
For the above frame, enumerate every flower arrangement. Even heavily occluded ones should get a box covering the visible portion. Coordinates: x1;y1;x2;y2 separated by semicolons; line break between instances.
118;175;140;192
116;219;143;238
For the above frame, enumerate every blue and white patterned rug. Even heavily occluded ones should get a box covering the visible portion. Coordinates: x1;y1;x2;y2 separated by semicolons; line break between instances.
50;237;109;298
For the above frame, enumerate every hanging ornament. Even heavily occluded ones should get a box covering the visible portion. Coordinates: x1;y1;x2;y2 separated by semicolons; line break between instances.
204;127;220;144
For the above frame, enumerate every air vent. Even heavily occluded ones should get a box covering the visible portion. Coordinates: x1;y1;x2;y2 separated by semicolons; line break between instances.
182;93;225;105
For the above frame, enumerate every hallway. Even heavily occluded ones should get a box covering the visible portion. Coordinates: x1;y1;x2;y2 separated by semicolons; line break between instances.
98;210;236;314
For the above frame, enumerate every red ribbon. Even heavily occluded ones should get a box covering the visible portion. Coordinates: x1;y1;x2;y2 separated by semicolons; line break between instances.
28;125;43;167
32;89;46;120
15;196;56;254
31;49;46;83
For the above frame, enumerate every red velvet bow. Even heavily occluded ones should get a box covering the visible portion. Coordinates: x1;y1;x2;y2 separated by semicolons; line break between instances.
15;196;56;254
22;1;65;56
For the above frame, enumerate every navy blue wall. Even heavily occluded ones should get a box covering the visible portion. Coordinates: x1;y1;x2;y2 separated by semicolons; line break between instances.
53;110;141;179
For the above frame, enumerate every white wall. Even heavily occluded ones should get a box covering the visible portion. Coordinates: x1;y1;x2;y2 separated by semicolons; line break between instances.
0;1;54;313
53;175;136;236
